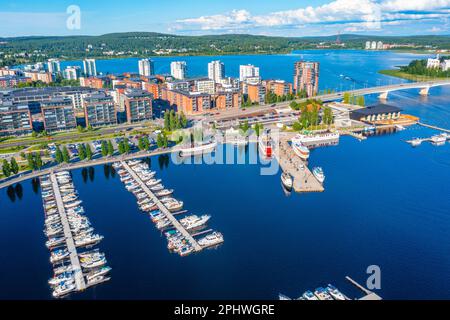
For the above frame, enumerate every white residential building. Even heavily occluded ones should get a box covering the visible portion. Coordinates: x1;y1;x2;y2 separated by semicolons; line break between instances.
138;58;154;77
195;79;216;94
47;59;61;74
64;66;81;80
83;59;97;77
441;60;450;71
365;41;371;50
170;61;187;80
208;60;225;83
427;58;441;69
240;64;260;81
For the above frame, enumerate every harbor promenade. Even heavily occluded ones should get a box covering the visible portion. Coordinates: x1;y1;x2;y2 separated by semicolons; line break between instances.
121;161;203;252
276;138;324;193
49;173;86;291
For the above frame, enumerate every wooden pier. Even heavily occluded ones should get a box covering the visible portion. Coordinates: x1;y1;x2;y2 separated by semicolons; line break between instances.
49;173;86;291
276;139;324;193
121;161;203;252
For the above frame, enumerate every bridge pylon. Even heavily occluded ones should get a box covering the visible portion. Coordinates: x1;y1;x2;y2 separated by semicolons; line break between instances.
419;86;430;96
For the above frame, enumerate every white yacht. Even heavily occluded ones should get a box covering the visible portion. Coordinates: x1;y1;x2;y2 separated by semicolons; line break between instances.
198;232;224;247
431;134;447;145
314;287;334;300
52;281;76;298
326;284;348;300
312;167;325;184
281;172;293;190
302;290;319;300
180;215;211;231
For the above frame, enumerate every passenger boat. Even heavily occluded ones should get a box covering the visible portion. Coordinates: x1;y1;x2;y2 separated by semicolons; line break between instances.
292;140;310;160
259;135;274;158
312;167;325;184
281;172;293;190
179;140;217;157
293;132;340;148
431;133;447;145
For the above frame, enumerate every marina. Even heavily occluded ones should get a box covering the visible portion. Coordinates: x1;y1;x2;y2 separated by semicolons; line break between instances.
113;160;224;256
276;137;325;193
39;171;110;298
406;132;449;147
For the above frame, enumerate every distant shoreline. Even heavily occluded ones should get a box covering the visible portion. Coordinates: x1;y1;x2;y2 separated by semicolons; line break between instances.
378;69;449;81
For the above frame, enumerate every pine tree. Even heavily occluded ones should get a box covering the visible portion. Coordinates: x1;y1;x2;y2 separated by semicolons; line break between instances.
107;141;114;156
78;144;86;160
27;153;36;170
10;158;19;174
55;146;63;164
85;144;92;160
123;138;131;154
62;147;70;163
101;141;108;157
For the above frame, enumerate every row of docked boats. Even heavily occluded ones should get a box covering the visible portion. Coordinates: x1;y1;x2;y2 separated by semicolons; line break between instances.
40;171;111;298
279;284;350;301
113;160;224;256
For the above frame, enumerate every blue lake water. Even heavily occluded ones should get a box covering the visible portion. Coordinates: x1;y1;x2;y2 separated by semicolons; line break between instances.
2;50;450;299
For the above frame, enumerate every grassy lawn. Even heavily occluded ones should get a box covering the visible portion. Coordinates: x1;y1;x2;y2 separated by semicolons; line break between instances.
0;146;26;154
379;69;450;81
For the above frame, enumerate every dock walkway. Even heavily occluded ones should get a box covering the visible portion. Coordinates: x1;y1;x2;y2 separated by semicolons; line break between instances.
276;139;324;193
121;161;202;252
418;122;450;133
49;173;86;291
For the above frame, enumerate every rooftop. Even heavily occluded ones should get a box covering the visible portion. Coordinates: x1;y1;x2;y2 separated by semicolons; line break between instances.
351;104;401;116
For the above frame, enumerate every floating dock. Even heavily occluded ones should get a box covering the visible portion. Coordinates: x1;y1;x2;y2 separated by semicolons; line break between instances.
345;276;382;300
276;139;324;193
49;173;86;291
121;161;203;252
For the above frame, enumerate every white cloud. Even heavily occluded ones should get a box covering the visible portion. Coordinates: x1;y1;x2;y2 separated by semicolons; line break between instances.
173;0;450;34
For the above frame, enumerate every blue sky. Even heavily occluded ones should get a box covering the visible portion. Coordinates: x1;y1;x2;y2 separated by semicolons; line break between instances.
1;0;449;37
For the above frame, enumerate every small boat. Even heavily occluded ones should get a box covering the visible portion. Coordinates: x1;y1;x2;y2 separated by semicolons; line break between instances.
410;138;422;147
326;284;348;300
52;281;76;298
198;232;224;247
259;134;274;158
278;293;292;300
312;167;325;184
281;172;293;190
155;189;174;197
314;287;334;300
302;290;319;300
430;134;447;145
48;272;74;286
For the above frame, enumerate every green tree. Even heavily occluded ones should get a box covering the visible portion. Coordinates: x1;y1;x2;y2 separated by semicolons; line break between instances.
85;144;93;160
138;137;146;151
31;131;38;138
164;111;170;130
357;96;365;106
101;141;108;157
35;153;43;169
239;121;250;135
2;159;11;177
77;125;84;133
107;141;114;156
55;146;63;164
123;138;131;154
343;92;351;104
156;134;164;148
254;123;263;137
179;112;188;128
10;158;19;174
62;147;70;163
78;144;86;160
118;141;125;154
27;153;36;170
290;101;299;110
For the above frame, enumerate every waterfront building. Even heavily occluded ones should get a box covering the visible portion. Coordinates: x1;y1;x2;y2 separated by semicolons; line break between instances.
121;89;153;123
41;98;77;131
441;60;450;71
240;64;260;82
365;41;371;50
376;41;384;50
170;61;187;80
83;92;117;127
195;78;216;94
0;102;33;136
208;60;225;83
213;89;241;110
350;104;401;124
246;83;265;104
293;61;319;97
371;41;377;50
23;71;54;84
263;80;293;97
0;75;31;88
166;80;190;92
47;59;61;74
80;77;104;89
142;81;160;99
138;59;155;77
64;66;82;80
83;59;97;77
161;88;211;115
427;58;441;69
